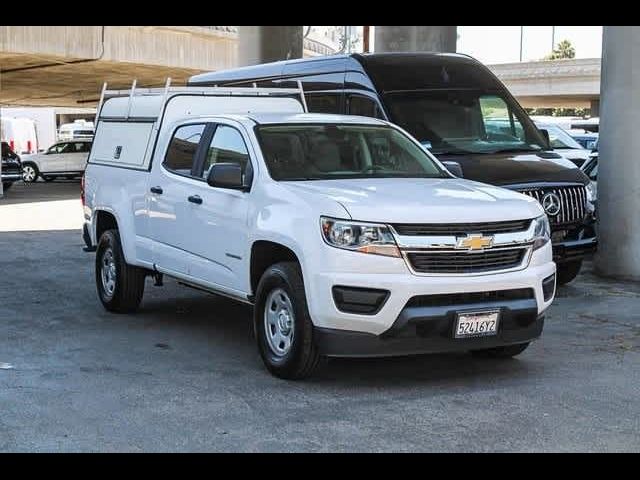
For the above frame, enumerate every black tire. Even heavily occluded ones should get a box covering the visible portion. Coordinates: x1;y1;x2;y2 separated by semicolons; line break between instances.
2;182;12;191
95;229;146;313
43;176;55;182
471;342;530;359
557;260;583;285
254;261;321;380
22;163;39;183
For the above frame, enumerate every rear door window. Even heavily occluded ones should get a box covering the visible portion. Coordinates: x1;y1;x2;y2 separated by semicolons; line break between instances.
163;124;206;176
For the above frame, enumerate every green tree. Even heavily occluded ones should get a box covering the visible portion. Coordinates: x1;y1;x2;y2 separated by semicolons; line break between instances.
544;39;576;60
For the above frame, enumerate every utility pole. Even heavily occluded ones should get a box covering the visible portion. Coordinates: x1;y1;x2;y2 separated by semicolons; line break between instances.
519;26;524;62
363;26;370;53
551;25;556;52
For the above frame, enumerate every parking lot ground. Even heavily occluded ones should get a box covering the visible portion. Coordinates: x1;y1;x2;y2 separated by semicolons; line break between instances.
1;183;639;452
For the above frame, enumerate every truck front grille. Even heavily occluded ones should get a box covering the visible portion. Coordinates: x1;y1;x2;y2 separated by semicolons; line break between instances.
406;248;526;274
517;185;587;226
392;219;531;236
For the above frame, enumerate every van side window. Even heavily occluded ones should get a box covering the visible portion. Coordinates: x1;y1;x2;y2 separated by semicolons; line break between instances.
348;95;384;119
201;125;250;180
305;93;341;114
164;124;206;176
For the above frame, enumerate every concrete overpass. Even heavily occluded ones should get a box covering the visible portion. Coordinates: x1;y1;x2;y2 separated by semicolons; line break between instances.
488;58;602;113
0;26;334;107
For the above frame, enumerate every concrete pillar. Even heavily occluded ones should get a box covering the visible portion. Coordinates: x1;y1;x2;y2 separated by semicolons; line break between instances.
238;26;303;67
374;26;457;53
590;99;600;117
594;26;640;280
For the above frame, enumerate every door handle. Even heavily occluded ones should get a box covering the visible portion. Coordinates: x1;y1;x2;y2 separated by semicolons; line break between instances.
150;186;163;194
188;195;203;205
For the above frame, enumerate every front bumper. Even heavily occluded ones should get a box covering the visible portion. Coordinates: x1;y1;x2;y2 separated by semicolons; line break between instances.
316;313;544;357
1;172;22;182
552;236;597;263
305;246;556;337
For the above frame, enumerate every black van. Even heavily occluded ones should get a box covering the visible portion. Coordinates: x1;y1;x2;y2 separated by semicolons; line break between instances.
189;53;597;284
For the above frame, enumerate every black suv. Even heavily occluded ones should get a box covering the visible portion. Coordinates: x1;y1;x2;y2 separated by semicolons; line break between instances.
1;141;23;191
190;52;597;284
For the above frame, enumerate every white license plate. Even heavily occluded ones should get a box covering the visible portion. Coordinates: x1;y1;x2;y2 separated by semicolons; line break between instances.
455;311;500;338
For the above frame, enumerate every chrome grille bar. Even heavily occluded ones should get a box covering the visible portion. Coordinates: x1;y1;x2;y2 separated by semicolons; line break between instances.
517;185;587;226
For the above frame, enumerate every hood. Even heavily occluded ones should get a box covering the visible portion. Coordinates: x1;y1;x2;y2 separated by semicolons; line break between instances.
437;151;590;187
554;148;592;162
282;178;543;224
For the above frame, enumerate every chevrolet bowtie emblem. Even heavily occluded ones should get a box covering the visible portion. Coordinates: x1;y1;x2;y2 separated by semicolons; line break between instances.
456;234;494;251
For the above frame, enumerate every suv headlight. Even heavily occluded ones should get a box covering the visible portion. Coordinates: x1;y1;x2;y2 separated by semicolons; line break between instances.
532;214;550;251
585;181;597;204
321;217;400;257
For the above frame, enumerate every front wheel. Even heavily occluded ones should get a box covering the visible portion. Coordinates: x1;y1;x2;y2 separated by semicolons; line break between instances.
557;260;583;285
471;342;530;359
254;262;321;380
22;163;39;183
96;229;146;313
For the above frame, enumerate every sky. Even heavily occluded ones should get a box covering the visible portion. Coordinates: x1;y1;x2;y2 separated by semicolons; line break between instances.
457;26;603;64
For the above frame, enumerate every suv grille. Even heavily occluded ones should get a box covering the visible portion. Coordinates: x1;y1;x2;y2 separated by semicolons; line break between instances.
392;219;531;236
517;185;587;225
407;248;526;274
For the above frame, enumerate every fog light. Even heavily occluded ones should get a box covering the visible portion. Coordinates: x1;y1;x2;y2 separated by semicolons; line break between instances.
542;274;556;302
332;286;390;315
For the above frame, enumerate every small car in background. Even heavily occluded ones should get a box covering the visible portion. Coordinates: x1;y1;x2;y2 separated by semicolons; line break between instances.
568;129;599;150
21;139;92;183
535;123;592;167
1;141;23;191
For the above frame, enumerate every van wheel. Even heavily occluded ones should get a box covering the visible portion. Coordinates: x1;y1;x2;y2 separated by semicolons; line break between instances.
471;342;530;358
557;260;582;285
22;163;39;183
96;229;146;313
2;182;13;191
254;262;321;380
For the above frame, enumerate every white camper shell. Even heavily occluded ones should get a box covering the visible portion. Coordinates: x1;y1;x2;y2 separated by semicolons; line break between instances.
88;81;306;171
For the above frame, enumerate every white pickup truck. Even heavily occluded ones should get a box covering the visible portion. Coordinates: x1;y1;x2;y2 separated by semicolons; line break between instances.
83;84;556;379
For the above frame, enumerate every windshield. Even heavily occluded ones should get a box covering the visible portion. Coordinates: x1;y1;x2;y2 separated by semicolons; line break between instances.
540;125;583;150
257;124;447;181
384;90;548;155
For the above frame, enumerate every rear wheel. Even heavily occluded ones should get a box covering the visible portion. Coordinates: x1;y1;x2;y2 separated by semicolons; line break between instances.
254;261;321;379
471;342;530;359
2;182;13;191
22;163;39;183
557;260;583;285
96;229;146;313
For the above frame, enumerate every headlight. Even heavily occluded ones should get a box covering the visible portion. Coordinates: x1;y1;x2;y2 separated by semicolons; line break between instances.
532;214;550;251
321;217;400;257
585;181;597;204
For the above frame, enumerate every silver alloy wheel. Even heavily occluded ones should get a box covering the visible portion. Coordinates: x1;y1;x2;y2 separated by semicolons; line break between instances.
264;288;295;357
100;247;117;297
22;165;37;182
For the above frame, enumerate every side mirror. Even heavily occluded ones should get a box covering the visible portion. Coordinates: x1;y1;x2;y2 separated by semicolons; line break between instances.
442;161;463;178
539;128;551;149
206;163;246;190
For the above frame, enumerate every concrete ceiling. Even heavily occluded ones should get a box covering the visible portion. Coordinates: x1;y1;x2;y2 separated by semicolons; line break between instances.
0;52;202;107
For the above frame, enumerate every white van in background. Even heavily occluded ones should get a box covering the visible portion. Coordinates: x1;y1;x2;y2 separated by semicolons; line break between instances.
58;120;95;141
1;116;39;154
